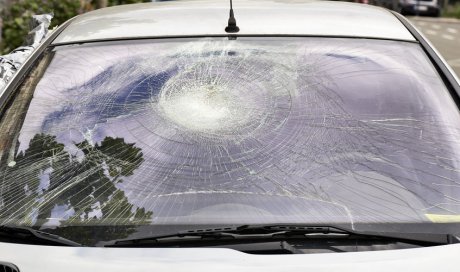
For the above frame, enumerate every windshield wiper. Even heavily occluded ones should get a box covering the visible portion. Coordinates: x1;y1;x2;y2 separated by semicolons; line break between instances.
0;225;81;246
105;224;460;247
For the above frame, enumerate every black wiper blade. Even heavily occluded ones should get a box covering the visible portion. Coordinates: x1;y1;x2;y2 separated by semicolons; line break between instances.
0;225;81;246
252;225;460;244
105;224;459;247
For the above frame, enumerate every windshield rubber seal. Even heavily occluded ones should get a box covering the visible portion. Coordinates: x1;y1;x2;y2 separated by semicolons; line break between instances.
50;34;418;47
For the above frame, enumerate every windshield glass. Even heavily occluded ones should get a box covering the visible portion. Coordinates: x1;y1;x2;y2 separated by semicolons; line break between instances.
1;37;460;245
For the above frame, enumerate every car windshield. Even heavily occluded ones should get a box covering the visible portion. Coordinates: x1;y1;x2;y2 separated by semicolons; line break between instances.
1;37;460;245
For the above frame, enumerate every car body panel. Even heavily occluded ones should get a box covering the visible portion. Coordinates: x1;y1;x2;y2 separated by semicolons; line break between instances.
0;242;459;272
52;0;415;44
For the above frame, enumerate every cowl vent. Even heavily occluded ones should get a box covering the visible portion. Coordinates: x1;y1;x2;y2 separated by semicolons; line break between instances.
0;262;19;272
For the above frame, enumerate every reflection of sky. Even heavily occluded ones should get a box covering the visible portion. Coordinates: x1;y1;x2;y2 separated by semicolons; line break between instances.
38;167;52;193
42;204;75;229
39;65;176;143
15;38;460;224
20;39;447;152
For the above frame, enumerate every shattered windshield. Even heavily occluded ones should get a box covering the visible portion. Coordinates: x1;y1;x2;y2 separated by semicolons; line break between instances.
1;37;460;244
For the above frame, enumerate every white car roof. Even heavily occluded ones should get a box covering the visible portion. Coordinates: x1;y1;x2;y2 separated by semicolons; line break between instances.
52;0;415;44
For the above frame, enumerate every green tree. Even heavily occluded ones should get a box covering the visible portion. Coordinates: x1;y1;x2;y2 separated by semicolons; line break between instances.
0;0;80;54
0;0;150;55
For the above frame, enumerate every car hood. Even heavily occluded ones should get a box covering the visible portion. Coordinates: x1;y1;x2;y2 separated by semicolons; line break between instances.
0;242;459;272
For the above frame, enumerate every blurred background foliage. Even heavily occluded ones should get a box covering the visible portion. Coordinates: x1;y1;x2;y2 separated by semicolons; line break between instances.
0;0;150;55
444;2;460;18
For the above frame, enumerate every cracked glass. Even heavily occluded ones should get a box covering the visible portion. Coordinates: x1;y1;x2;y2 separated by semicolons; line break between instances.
1;37;460;244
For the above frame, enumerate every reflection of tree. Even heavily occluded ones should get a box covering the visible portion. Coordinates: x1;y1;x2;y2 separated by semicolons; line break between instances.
0;133;152;245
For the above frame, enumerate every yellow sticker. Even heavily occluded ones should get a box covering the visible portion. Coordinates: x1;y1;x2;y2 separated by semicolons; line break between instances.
425;214;460;223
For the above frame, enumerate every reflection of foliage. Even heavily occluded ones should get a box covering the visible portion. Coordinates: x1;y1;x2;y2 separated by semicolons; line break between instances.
53;191;152;246
0;0;80;54
444;3;460;19
0;133;152;245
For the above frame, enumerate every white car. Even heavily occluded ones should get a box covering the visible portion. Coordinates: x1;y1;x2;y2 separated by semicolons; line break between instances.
0;1;460;271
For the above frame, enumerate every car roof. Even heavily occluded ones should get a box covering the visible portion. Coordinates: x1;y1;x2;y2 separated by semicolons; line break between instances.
52;0;415;44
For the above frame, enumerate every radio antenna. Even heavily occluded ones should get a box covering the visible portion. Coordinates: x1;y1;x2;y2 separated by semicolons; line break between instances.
225;0;240;33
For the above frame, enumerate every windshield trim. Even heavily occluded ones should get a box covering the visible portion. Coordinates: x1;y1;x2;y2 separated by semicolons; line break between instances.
50;34;420;48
